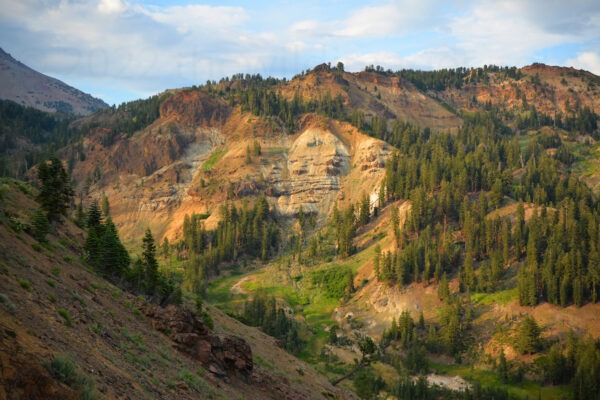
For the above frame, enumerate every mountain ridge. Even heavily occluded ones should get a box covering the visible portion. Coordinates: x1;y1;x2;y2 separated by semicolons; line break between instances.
0;47;108;115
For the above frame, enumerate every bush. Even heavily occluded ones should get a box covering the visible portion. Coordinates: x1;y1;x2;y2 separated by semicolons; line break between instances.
17;278;31;291
310;266;353;299
44;354;98;400
57;308;72;326
0;293;16;313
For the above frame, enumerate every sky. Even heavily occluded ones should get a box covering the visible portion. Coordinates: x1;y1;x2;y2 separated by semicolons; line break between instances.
1;0;600;105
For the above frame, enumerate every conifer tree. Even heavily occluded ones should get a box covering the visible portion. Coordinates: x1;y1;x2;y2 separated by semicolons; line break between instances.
84;200;103;265
498;348;508;383
75;202;85;227
517;316;541;354
36;156;73;221
32;208;51;243
101;193;110;216
99;217;130;275
359;192;370;226
142;228;159;289
373;244;381;280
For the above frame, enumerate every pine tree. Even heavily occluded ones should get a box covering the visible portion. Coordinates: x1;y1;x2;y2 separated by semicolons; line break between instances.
86;200;102;229
359;192;370;226
463;251;475;290
75;202;85;228
84;200;104;265
36;156;74;221
373;244;381;280
517;316;541;354
438;273;450;302
161;236;170;257
498;348;508;383
101;193;110;216
99;217;130;275
142;228;159;289
502;220;511;265
32;208;51;243
345;272;355;298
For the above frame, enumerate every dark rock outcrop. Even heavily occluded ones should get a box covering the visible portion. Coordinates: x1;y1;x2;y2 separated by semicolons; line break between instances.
141;304;253;378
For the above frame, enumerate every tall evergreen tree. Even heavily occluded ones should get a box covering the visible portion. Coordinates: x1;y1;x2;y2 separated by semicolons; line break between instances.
36;156;73;221
32;208;51;243
142;228;159;289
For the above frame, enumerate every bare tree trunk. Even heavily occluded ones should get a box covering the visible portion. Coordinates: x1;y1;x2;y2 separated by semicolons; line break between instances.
331;362;365;387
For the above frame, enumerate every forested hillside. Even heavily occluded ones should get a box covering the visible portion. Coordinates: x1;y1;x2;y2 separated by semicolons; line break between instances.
2;62;600;399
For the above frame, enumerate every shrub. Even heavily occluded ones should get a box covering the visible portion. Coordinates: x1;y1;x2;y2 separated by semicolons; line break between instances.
310;266;353;299
44;354;98;400
46;279;56;287
50;267;61;276
57;308;72;326
0;293;17;313
17;278;31;291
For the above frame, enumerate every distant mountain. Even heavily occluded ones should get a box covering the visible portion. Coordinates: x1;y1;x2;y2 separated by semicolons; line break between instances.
0;48;108;115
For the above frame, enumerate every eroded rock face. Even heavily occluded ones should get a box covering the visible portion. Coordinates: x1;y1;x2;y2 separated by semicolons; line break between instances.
141;304;253;378
275;127;350;216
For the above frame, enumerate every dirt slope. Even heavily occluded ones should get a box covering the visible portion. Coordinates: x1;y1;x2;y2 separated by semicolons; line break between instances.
0;180;357;399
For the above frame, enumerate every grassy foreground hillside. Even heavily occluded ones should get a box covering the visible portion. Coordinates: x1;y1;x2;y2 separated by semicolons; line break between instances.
0;178;357;399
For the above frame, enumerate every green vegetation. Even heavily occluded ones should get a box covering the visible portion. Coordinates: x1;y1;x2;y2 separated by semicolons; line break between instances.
239;289;303;354
17;278;31;291
201;149;227;171
84;197;180;305
32;208;50;242
44;354;98;400
36;155;74;222
182;196;280;295
57;308;72;326
0;293;17;314
309;266;353;299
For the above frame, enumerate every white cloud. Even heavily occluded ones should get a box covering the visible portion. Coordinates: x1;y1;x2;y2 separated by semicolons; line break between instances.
144;4;247;32
567;52;600;75
286;41;308;53
335;3;412;38
1;0;599;104
98;0;127;14
448;1;570;67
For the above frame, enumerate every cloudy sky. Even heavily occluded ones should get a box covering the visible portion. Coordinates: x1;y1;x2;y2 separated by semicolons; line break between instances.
1;0;599;105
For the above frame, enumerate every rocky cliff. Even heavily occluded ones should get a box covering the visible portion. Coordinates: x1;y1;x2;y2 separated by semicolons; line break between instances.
61;63;600;245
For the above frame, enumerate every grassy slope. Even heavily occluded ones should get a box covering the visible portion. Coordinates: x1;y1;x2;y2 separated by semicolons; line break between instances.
0;179;356;400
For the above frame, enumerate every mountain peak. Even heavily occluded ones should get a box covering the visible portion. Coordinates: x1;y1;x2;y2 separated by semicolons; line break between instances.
0;47;108;115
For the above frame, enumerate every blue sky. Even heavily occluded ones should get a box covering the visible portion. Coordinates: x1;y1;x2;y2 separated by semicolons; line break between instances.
1;0;599;105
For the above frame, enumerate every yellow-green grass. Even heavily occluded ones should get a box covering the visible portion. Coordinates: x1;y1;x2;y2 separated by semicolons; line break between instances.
471;288;518;306
202;149;227;172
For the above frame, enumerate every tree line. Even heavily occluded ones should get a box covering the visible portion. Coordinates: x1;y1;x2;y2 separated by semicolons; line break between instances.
182;196;281;296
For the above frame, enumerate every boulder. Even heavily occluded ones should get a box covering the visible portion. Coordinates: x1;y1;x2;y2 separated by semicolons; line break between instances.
141;304;253;378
